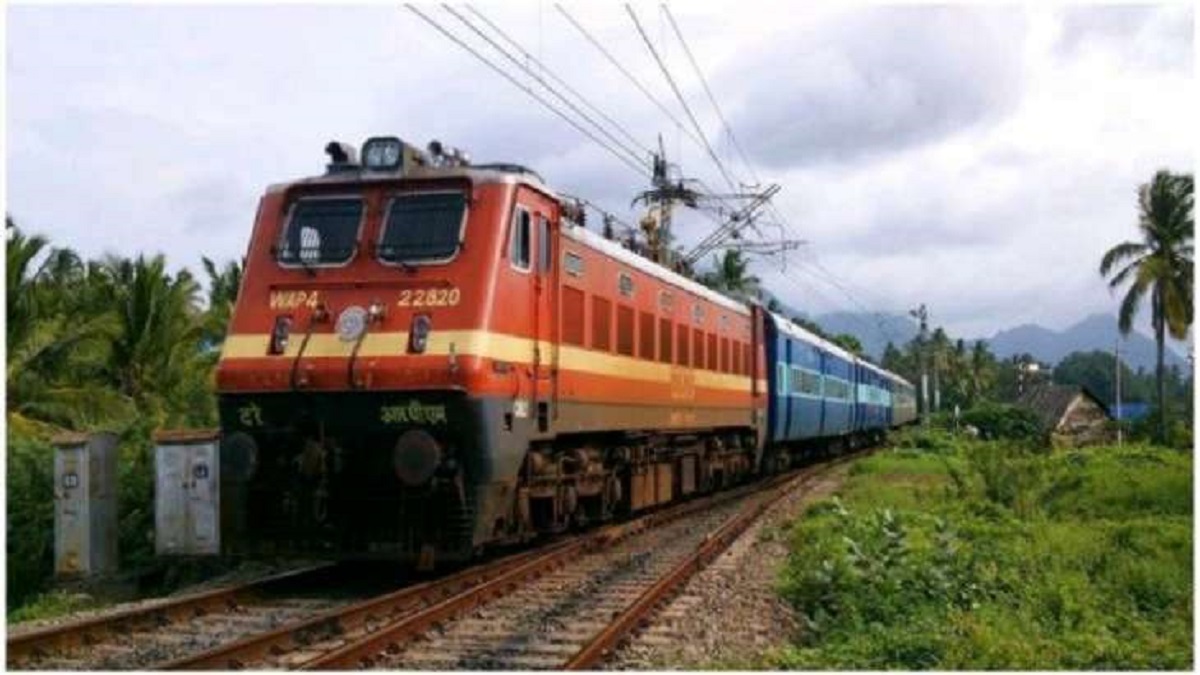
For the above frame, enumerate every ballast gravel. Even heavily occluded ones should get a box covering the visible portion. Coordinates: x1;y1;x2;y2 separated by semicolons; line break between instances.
608;464;850;669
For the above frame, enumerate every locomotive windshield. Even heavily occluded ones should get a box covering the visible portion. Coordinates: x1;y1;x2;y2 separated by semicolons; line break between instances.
277;197;363;266
378;192;467;264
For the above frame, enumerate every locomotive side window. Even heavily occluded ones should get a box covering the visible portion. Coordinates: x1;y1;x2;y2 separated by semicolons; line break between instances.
378;192;467;264
564;251;584;276
277;197;363;266
510;208;532;270
537;215;551;273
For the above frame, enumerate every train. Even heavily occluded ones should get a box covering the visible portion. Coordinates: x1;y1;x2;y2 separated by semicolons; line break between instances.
212;136;917;566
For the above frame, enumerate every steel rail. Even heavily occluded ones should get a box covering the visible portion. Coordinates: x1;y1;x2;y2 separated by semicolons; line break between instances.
159;542;560;670
5;563;335;665
563;452;865;669
291;474;793;670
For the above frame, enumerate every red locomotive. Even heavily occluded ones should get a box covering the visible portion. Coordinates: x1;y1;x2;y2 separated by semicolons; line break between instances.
214;136;899;566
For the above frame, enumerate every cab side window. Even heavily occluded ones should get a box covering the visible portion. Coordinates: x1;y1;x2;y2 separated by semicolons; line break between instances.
537;215;551;273
510;208;531;270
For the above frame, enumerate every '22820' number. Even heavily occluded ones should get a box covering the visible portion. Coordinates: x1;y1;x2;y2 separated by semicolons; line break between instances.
397;288;461;308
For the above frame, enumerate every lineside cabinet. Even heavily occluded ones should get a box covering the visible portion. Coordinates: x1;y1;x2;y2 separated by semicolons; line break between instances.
53;432;120;578
154;430;221;556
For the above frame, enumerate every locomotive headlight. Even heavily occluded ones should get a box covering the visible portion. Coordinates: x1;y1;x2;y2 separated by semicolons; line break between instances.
408;314;432;354
269;316;292;355
362;136;404;171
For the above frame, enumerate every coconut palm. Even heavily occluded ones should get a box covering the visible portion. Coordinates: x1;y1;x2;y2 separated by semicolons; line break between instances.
699;249;761;299
201;256;243;348
1099;170;1194;441
95;254;206;425
6;219;129;428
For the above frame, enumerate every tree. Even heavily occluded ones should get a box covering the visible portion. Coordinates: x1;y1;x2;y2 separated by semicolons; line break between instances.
698;249;760;299
1053;350;1135;406
6;219;128;428
831;333;864;356
201;256;243;349
792;316;829;340
1099;169;1194;441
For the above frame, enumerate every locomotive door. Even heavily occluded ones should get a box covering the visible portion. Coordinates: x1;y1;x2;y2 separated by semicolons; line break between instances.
532;209;556;432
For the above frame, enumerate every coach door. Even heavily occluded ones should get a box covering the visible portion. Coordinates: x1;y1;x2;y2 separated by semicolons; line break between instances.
532;208;556;432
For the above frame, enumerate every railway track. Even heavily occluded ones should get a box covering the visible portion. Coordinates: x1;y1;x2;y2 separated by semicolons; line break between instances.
9;452;860;671
5;563;355;670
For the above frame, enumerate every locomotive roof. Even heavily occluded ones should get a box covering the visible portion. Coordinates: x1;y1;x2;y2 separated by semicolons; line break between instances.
266;163;558;196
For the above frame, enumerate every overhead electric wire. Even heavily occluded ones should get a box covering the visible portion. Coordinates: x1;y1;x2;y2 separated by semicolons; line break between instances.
405;4;650;180
440;4;649;174
625;4;740;195
463;4;654;159
555;3;707;152
661;4;761;187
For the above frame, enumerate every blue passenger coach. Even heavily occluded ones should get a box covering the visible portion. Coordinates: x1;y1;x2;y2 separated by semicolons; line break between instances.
765;310;913;448
765;311;857;444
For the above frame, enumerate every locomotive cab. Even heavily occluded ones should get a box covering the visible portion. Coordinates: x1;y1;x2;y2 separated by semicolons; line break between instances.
215;137;560;564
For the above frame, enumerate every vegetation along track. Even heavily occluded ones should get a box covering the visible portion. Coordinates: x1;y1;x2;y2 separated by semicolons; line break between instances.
5;563;361;670
293;453;861;671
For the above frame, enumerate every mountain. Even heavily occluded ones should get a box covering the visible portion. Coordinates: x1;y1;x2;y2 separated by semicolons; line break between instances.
812;311;917;360
983;313;1187;373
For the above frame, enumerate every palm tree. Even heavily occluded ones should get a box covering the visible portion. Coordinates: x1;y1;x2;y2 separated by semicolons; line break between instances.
6;219;129;428
966;340;996;407
699;249;760;299
95;254;207;425
1100;170;1193;442
201;256;243;348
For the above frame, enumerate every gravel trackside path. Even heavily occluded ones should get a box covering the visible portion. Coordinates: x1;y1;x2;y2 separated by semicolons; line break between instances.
608;463;850;669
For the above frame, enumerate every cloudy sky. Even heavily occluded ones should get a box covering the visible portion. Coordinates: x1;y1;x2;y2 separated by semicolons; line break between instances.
6;2;1195;344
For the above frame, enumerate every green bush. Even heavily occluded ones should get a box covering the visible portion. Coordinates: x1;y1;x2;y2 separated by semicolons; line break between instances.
960;403;1045;443
775;439;1193;669
6;429;57;609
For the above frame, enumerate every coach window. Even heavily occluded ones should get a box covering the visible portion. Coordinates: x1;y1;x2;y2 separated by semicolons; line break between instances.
510;207;531;271
537;215;552;273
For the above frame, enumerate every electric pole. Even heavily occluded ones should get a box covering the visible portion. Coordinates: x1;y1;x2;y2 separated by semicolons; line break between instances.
1115;338;1123;447
910;304;930;426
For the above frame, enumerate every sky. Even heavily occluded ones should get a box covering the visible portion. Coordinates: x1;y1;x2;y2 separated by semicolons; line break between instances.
5;2;1196;345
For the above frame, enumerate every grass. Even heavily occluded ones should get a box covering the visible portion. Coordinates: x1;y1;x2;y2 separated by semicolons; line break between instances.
773;433;1193;670
7;589;104;624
